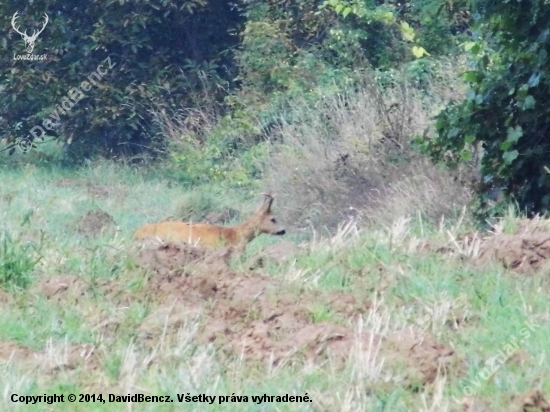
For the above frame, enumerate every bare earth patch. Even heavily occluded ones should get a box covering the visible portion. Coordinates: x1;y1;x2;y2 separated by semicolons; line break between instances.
0;341;35;366
472;219;550;273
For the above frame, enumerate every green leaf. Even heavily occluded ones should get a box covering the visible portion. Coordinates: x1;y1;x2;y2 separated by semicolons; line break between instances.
401;22;415;42
503;150;519;164
506;126;523;144
528;73;540;88
342;7;352;18
463;42;480;54
464;72;478;83
522;95;536;110
461;150;473;161
335;4;344;14
380;11;395;24
500;141;512;151
412;46;430;58
448;127;460;138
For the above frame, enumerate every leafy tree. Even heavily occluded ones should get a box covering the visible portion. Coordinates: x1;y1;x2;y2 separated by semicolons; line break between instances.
0;0;243;159
421;0;550;216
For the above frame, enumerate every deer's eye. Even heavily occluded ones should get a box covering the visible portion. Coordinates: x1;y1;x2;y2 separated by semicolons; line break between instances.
271;218;277;223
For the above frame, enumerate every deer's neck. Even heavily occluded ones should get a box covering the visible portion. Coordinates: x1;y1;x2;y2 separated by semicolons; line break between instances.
234;218;260;245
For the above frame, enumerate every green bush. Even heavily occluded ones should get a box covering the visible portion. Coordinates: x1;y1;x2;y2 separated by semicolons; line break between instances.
0;0;242;160
420;0;550;217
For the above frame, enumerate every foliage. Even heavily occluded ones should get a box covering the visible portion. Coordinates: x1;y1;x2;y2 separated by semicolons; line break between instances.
0;0;474;165
420;0;550;216
0;0;242;159
405;0;472;55
323;0;472;64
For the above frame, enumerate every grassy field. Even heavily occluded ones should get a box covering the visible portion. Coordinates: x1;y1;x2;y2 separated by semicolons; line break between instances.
0;159;549;412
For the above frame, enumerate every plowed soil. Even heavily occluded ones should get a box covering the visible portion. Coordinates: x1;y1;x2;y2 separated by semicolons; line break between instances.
134;243;460;386
24;242;461;387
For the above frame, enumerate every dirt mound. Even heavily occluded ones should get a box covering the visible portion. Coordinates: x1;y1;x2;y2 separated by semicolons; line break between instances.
0;341;35;366
513;390;550;411
478;234;550;273
384;328;458;385
137;243;208;275
136;243;458;386
474;219;550;273
77;210;117;237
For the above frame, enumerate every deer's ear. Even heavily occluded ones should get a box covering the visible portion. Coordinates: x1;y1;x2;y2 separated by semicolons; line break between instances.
259;194;274;213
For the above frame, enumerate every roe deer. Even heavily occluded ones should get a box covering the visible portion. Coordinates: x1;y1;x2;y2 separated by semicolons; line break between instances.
134;194;285;252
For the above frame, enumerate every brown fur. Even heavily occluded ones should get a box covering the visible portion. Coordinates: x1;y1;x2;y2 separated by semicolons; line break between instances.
134;195;285;251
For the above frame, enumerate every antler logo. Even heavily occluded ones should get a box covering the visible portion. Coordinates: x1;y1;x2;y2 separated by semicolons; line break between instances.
11;11;49;54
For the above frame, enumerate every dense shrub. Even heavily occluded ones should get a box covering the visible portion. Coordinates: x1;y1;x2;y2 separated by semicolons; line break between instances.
0;0;243;159
421;0;550;217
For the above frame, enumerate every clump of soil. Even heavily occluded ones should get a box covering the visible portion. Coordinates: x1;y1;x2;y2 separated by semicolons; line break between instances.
422;218;550;274
472;219;550;273
384;328;457;385
513;390;550;411
137;243;208;275
478;234;550;274
76;210;117;237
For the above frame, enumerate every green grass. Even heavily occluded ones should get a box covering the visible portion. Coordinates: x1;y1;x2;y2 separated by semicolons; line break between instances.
0;160;549;411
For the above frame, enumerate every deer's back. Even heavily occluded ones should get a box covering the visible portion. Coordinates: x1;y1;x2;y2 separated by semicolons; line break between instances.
134;221;238;248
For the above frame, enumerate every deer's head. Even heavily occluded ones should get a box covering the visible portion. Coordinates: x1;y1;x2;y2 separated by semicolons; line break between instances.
255;194;286;236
